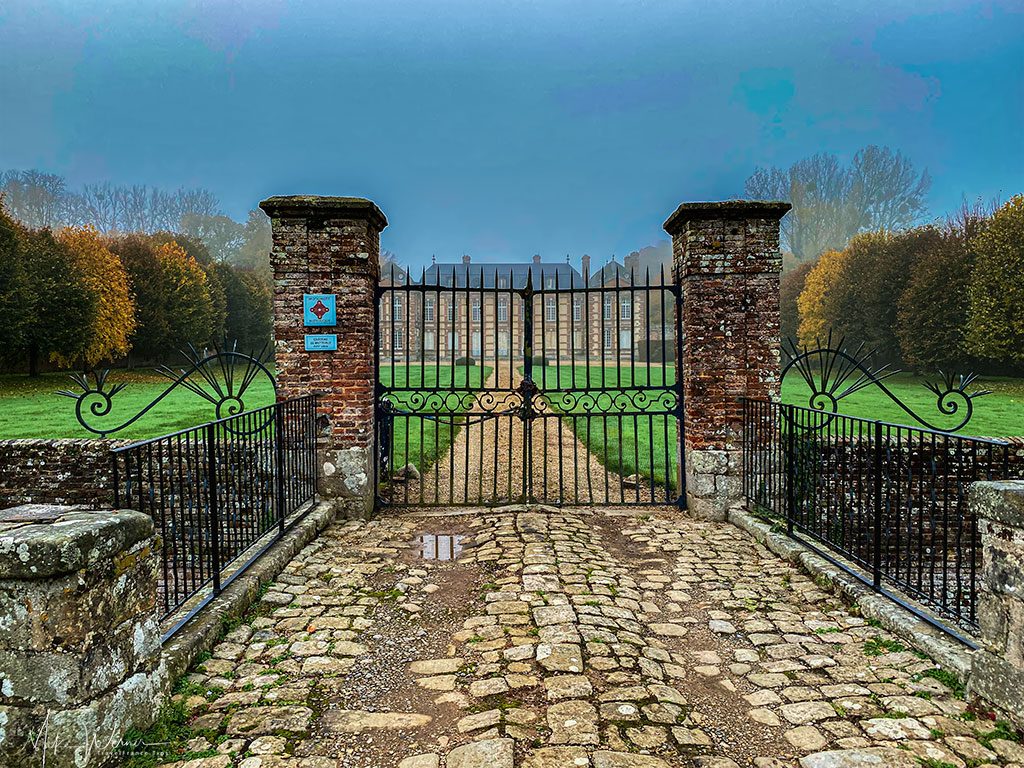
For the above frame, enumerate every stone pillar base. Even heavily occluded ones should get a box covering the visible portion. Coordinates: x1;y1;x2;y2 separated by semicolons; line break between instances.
0;505;165;767
968;480;1024;727
685;449;742;521
319;446;374;518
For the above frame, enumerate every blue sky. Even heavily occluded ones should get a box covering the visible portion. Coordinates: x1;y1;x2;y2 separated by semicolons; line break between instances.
1;0;1021;268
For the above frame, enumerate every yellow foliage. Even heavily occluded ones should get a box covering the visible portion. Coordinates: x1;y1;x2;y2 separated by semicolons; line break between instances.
796;249;848;347
54;225;136;367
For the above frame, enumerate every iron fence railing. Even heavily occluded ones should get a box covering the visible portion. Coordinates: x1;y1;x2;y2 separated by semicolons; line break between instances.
376;264;684;507
111;394;318;638
742;398;1009;639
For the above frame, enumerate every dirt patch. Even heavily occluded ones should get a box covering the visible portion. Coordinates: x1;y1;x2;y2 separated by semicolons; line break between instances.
299;520;488;766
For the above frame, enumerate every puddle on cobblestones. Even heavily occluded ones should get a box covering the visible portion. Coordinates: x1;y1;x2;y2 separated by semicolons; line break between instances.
418;533;464;560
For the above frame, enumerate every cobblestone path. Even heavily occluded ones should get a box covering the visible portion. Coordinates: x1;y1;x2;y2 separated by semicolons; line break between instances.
156;507;1024;768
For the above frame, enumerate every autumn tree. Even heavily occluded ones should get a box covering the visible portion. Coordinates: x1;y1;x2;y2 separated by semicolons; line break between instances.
895;203;991;370
0;202;31;359
153;241;217;352
18;228;95;375
797;249;848;346
109;235;215;360
780;260;815;342
216;264;273;351
965;196;1024;366
149;231;226;346
836;228;942;363
54;226;136;368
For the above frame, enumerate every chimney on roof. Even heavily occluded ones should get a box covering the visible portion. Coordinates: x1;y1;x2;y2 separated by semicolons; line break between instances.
582;254;590;283
533;254;542;264
462;254;471;265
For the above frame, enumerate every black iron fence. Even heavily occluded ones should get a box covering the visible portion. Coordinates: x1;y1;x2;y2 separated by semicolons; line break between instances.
742;398;1009;637
376;264;683;507
111;394;318;637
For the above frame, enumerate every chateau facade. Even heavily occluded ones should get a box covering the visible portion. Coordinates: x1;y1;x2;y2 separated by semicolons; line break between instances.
379;254;673;364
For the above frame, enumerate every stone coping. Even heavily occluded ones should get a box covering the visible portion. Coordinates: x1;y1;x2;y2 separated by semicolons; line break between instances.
0;505;154;579
663;199;791;233
259;195;388;231
970;480;1024;526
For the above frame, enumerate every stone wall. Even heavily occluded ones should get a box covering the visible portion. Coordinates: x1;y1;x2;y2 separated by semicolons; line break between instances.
664;200;791;519
0;505;165;767
969;480;1024;727
0;439;127;509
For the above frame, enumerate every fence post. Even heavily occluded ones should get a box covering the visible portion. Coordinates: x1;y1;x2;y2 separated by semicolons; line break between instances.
872;420;884;590
206;421;222;594
274;403;287;536
784;403;796;535
521;270;535;502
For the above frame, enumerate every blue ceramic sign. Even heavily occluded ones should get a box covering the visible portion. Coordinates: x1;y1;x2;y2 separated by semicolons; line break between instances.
303;294;337;326
304;334;338;352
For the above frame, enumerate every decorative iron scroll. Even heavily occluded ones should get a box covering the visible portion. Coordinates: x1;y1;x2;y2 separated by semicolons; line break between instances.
57;342;277;437
782;333;991;433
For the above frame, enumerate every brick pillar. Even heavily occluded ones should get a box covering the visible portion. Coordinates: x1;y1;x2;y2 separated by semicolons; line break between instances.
664;200;790;520
259;196;387;516
969;480;1024;727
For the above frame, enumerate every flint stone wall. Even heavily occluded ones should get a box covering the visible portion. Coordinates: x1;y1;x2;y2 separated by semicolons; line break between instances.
0;505;165;767
969;481;1024;727
0;439;130;509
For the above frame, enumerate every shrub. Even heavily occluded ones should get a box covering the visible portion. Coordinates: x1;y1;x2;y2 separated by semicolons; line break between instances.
530;354;549;367
454;356;476;366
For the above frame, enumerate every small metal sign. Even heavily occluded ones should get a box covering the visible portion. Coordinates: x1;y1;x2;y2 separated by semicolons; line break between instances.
305;334;338;352
303;294;337;327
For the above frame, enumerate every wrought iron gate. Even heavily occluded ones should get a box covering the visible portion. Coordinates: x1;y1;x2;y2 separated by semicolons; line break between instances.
375;262;684;507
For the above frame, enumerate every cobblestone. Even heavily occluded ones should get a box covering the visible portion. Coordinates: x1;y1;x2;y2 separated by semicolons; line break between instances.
150;507;1023;767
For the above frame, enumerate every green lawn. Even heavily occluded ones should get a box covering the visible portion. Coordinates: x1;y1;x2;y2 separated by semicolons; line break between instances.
780;372;1024;438
0;365;491;456
534;365;681;490
378;365;491;473
0;370;278;440
530;364;1024;490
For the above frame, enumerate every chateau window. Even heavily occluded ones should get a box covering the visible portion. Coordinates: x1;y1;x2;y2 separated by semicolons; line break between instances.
545;276;555;290
603;296;612;321
603;327;613;349
393;326;404;351
498;298;508;322
545;296;557;322
620;296;631;320
447;300;457;322
425;296;435;322
472;298;481;321
498;277;508;289
392;294;402;319
573;297;582;322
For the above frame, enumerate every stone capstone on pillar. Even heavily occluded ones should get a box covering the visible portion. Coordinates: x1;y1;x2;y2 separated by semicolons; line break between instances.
259;195;388;517
968;480;1024;727
0;504;165;768
664;200;790;520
